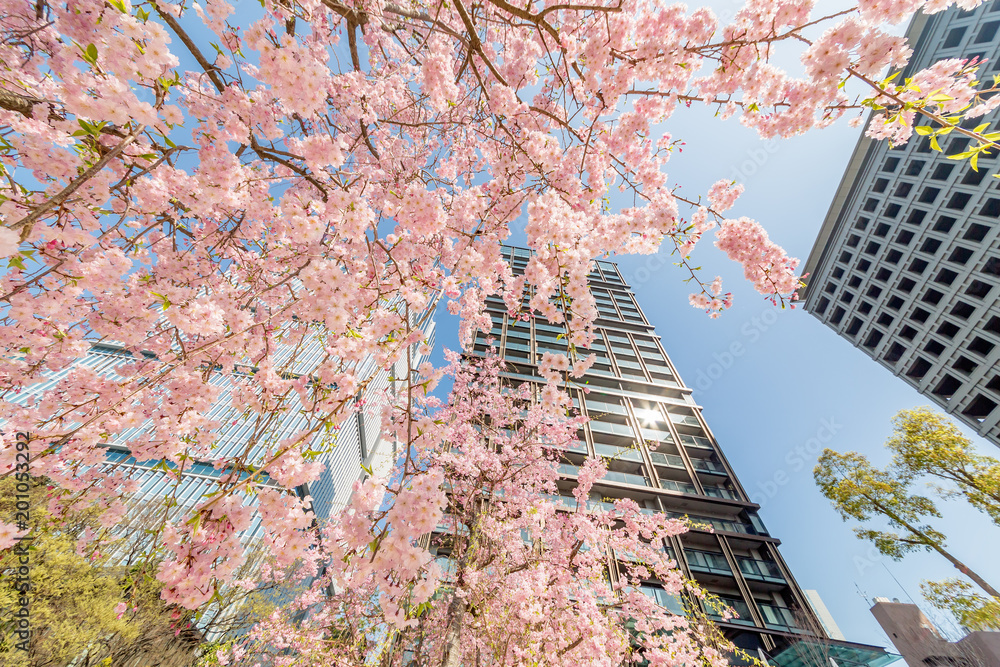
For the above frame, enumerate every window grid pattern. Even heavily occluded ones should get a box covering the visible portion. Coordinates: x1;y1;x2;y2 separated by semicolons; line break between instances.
469;246;829;654
804;3;1000;446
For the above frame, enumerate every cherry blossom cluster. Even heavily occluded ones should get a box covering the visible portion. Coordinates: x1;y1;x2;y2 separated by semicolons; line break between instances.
688;276;734;319
715;217;803;307
0;521;28;550
706;179;745;213
231;357;734;666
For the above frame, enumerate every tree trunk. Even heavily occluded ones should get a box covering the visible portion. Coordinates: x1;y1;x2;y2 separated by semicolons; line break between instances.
929;542;1000;599
884;502;1000;600
440;588;467;667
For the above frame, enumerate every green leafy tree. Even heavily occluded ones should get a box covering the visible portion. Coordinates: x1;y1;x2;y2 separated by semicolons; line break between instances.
923;579;1000;632
0;475;145;666
0;477;284;666
815;408;1000;631
887;408;1000;525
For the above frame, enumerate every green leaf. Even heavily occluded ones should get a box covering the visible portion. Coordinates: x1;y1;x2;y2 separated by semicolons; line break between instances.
84;43;98;66
76;119;107;137
974;123;991;134
914;125;933;136
971;152;980;172
930;135;942;152
108;0;127;12
7;255;25;271
150;292;171;309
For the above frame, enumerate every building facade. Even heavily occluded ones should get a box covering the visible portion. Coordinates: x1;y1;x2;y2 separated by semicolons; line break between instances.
804;589;847;642
801;4;1000;448
467;246;895;666
871;598;1000;666
11;302;437;539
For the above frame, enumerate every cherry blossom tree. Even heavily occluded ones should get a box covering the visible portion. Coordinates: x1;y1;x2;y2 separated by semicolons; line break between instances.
1;0;999;660
226;356;742;667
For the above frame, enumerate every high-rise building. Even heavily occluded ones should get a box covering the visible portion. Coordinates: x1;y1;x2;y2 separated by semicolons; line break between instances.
801;4;1000;448
803;589;846;642
467;246;896;666
6;298;437;648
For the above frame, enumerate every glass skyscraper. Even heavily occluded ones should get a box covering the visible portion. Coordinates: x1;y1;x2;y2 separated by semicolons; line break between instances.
468;246;895;666
11;302;437;541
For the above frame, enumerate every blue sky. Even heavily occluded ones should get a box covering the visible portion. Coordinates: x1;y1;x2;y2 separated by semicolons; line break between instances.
427;3;1000;650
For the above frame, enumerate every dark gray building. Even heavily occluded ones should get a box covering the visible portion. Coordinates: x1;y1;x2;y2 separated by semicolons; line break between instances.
801;5;1000;448
462;246;896;666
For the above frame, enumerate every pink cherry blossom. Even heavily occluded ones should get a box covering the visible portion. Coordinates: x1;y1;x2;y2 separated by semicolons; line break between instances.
0;522;28;550
0;228;19;258
0;0;991;659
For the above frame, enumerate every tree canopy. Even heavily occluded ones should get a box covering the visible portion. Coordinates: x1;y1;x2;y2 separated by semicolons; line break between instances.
816;408;1000;632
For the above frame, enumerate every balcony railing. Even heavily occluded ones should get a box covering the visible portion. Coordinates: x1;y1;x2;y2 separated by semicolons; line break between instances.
684;549;733;576
557;463;579;477
707;597;755;626
702;485;738;500
584;399;628;416
560;463;649;487
593;443;643;462
549;439;589;454
670;513;761;536
679;433;713;450
758;603;803;632
669;414;701;428
589;421;635;438
692;458;726;474
587;499;658;515
641;427;675;443
659;479;738;501
658;479;699;495
649;451;685;468
737;558;786;584
603;469;650;487
637;586;686;616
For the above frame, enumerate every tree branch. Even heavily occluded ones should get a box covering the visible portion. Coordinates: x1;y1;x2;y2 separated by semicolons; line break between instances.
6;125;144;235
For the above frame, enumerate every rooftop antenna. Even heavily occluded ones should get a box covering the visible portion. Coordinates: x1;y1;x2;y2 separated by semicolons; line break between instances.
882;562;916;604
855;582;871;607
